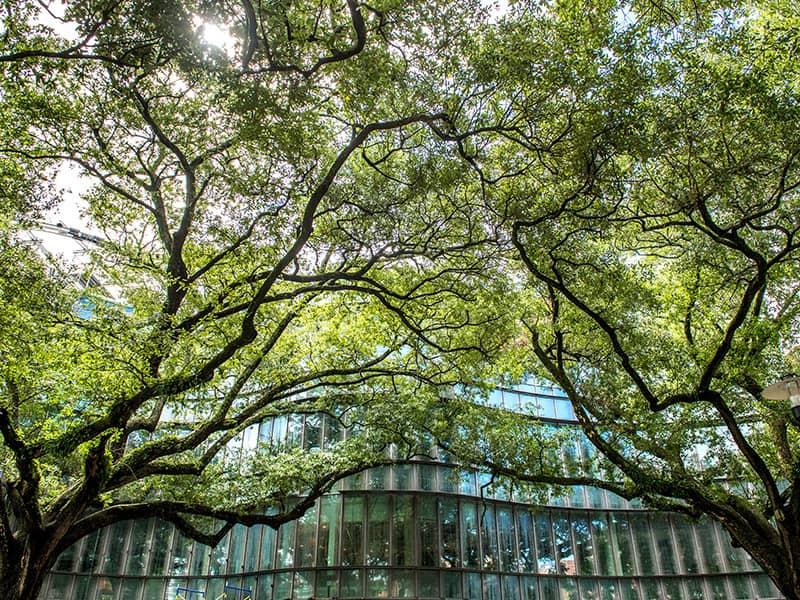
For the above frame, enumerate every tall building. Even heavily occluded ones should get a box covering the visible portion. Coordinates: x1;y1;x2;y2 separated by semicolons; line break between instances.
40;383;782;600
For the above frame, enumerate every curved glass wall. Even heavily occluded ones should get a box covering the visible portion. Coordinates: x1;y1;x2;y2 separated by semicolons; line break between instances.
40;386;783;600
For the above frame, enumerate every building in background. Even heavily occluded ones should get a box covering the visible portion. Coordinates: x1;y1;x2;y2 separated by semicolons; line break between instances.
40;383;783;600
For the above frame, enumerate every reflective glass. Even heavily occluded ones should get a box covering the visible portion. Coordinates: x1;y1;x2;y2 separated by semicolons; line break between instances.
293;571;313;599
503;575;521;600
143;579;165;600
559;577;578;600
274;571;292;599
419;570;439;598
460;470;477;495
315;570;337;598
442;571;461;599
303;414;321;450
461;501;481;568
392;569;415;598
650;514;677;575
718;528;747;571
276;520;296;568
340;569;363;598
729;575;752;599
753;574;779;598
366;495;390;565
694;519;723;573
440;497;459;568
103;521;129;574
640;578;661;600
419;496;439;567
79;530;101;573
554;399;575;420
591;513;615;576
244;525;262;572
440;466;457;493
317;496;339;567
394;464;413;490
480;505;499;570
671;517;699;574
708;576;728;599
72;576;90;600
629;514;655;574
369;466;389;490
419;464;436;491
190;541;210;577
44;574;71;600
341;496;364;566
148;521;171;576
620;579;641;600
119;579;142;600
534;511;556;574
522;576;539;600
551;511;574;575
228;524;247;573
170;531;191;576
295;504;318;567
571;513;595;575
685;577;705;599
663;578;684;599
516;509;535;572
366;568;388;597
210;530;229;575
540;577;559;600
257;575;273;600
484;573;501;600
497;507;515;571
260;525;276;570
464;572;482;599
598;578;620;600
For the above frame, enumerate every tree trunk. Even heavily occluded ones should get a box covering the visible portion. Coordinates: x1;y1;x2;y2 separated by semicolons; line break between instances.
0;537;57;600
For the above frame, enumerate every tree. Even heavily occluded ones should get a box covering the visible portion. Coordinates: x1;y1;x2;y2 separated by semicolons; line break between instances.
0;1;512;598
435;2;800;597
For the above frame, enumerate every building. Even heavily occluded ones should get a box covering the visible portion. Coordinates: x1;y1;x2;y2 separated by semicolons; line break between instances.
40;383;783;600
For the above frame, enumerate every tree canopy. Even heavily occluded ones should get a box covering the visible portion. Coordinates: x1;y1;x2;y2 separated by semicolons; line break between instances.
3;0;800;598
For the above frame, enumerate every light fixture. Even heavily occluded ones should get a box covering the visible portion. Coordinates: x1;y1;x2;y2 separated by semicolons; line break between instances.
762;375;800;427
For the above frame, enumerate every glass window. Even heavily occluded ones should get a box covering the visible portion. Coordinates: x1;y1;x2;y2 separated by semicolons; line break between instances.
708;576;728;600
276;519;296;568
392;495;414;566
440;466;457;493
718;528;748;571
440;497;459;568
442;571;461;599
554;399;575;420
516;509;535;572
274;571;292;599
461;501;481;568
79;530;102;573
551;511;575;575
559;577;579;600
72;576;91;600
464;572;482;600
503;575;521;600
488;389;504;407
663;578;684;599
484;574;501;600
103;521;130;574
143;521;171;576
228;524;247;573
256;574;273;600
392;570;415;598
286;414;303;447
571;513;595;575
44;574;71;600
119;579;142;600
598;578;620;600
419;464;436;491
293;571;313;599
303;414;321;450
243;525;262;572
685;578;705;600
591;513;615;576
316;496;339;567
534;511;556;574
481;505;499;570
170;530;191;576
619;579;641;600
340;569;363;598
419;570;439;598
540;577;559;600
341;496;364;566
650;514;677;574
295;506;319;568
323;416;342;448
366;569;389;597
671;516;699;574
210;530;229;576
729;575;752;599
522;576;539;600
497;507;515;571
369;466;389;490
366;496;390;566
419;496;439;567
691;519;722;573
206;578;223;599
259;525;276;570
394;464;413;490
640;578;661;600
753;574;779;598
540;398;557;419
459;470;477;495
629;514;655;574
190;541;211;577
143;579;165;600
315;570;337;598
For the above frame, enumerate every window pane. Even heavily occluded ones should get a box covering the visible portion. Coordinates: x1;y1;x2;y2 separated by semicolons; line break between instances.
244;525;262;572
663;579;684;600
340;569;363;598
484;573;501;600
522;576;539;600
650;514;677;574
464;572;482;599
442;571;461;599
591;514;615;576
419;464;436;491
293;571;313;599
295;504;318;567
671;516;699;574
366;495;390;566
44;574;71;600
210;530;229;576
257;574;273;600
392;570;415;598
303;414;321;450
481;505;499;570
315;570;337;598
276;520;296;568
260;525;276;570
685;578;705;600
419;570;439;598
629;514;655;575
440;497;459;568
228;524;247;573
497;507;515;572
419;496;439;567
317;496;340;567
391;496;414;566
516;509;535;573
394;464;413;490
366;569;388;597
695;519;723;573
729;575;752;599
148;522;171;575
571;513;594;575
170;530;191;576
503;575;521;600
103;521;130;574
540;577;558;600
534;511;556;574
461;501;481;568
341;496;364;566
551;511;574;575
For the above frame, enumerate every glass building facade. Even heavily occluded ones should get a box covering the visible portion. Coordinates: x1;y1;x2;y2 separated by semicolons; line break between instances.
40;385;783;600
